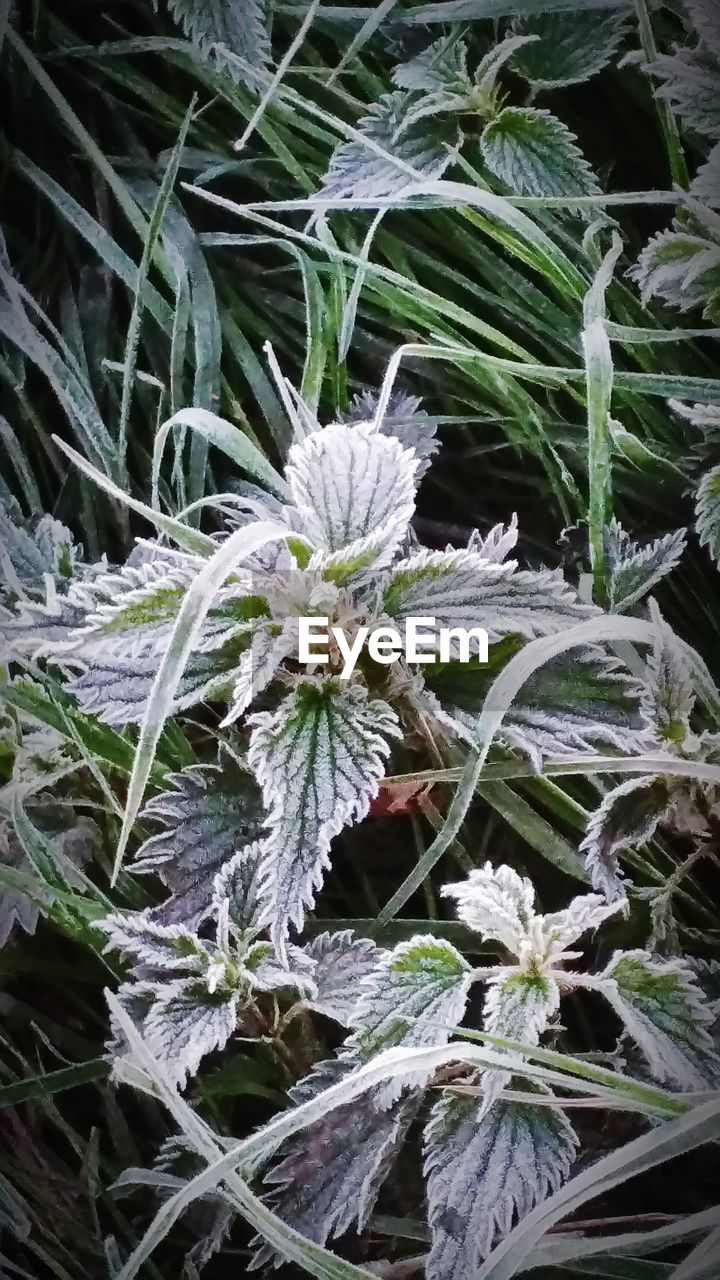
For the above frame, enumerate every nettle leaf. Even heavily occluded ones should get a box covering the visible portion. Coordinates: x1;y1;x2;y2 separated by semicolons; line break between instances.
248;678;400;953
424;1090;577;1278
696;464;720;567
303;931;386;1026
142;978;239;1090
393;33;470;93
221;619;297;726
630;226;720;314
484;970;560;1047
691;141;720;201
604;519;686;612
320;89;458;199
343;390;439;479
598;950;717;1088
98;911;210;974
511;9;629;88
347;936;472;1072
133;756;265;927
580;776;674;901
641;604;695;749
0;811;99;948
467;515;519;565
287;422;418;574
649;49;720;139
254;1060;416;1265
427;648;643;765
481;107;600;199
167;0;272;88
442;863;535;954
212;842;266;940
384;551;593;646
0;820;42;946
0;505;78;596
686;0;720;59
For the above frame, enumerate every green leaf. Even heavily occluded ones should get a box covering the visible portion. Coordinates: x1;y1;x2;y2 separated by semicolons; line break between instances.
393;33;470;92
604;520;686;612
511;9;629;87
424;1091;577;1278
167;0;272;87
287;421;419;573
597;951;717;1089
384;549;594;644
347;935;472;1068
696;464;720;567
248;678;400;954
580;776;673;900
133;754;264;927
427;647;643;765
98;911;210;974
640;602;695;749
321;89;458;199
481;107;600;198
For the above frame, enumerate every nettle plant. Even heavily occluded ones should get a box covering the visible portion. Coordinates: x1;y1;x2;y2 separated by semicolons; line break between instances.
15;392;652;961
103;857;718;1276
4;343;720;1271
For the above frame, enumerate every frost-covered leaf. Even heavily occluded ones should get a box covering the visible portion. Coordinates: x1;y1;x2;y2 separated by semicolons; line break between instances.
65;623;249;727
343;390;439;478
630;226;720;314
303;931;386;1026
641;603;696;748
320;89;457;199
474;34;540;96
542;894;623;953
348;936;472;1066
65;557;256;662
133;755;264;927
442;863;535;954
481;107;600;198
597;950;717;1088
0;504;79;598
97;911;210;975
691;141;720;201
0;820;41;947
467;515;518;565
511;10;628;88
604;519;686;612
221;618;296;726
696;464;720;567
424;1090;577;1278
248;678;399;953
427;648;643;765
393;34;469;93
168;0;272;88
0;811;99;948
211;841;266;939
243;939;317;998
482;969;560;1106
254;1060;416;1265
649;49;720;139
142;978;239;1090
580;776;674;900
384;551;593;646
287;422;418;574
685;0;720;58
